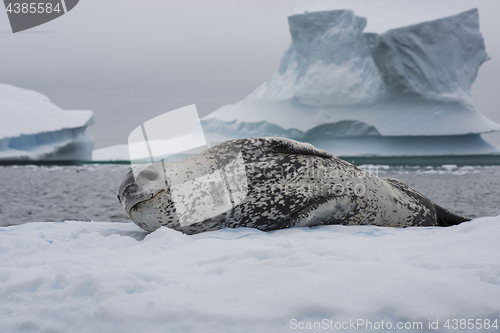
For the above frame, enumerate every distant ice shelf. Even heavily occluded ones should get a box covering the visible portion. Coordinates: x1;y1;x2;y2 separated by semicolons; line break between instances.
93;144;129;162
0;84;94;161
202;8;500;157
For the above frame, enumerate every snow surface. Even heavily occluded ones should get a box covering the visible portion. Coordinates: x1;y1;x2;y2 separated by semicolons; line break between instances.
0;84;94;161
202;8;500;157
1;217;500;333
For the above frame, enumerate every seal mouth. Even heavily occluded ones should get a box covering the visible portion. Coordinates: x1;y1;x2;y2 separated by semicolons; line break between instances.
129;190;165;216
128;193;155;215
120;187;158;218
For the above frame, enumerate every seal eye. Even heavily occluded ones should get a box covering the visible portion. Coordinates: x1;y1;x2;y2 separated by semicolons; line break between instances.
141;169;158;181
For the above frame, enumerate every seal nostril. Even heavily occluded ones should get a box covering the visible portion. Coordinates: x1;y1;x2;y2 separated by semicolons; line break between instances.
142;169;158;181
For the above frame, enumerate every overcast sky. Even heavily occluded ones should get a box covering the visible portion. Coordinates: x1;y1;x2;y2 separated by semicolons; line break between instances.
1;0;499;149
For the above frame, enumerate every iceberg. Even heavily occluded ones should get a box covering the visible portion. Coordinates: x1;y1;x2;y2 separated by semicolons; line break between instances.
0;84;94;161
202;9;500;157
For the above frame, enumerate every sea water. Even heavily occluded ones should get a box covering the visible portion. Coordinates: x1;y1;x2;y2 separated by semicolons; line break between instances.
0;164;499;227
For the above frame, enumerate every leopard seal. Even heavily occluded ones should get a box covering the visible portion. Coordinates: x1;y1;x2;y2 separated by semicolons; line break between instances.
117;137;469;234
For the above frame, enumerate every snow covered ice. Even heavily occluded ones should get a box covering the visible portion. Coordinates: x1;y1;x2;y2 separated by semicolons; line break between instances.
202;9;500;157
1;217;500;333
0;84;94;161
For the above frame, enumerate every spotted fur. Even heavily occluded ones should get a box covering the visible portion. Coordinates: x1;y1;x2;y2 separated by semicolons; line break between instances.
117;138;469;234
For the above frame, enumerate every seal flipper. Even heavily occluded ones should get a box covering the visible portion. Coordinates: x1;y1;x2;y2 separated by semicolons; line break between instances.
274;195;355;230
258;137;333;158
433;203;470;227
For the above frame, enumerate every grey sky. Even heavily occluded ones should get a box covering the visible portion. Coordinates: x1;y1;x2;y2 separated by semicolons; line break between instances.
1;0;499;149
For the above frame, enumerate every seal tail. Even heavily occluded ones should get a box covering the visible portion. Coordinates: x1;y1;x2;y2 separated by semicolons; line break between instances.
433;204;470;227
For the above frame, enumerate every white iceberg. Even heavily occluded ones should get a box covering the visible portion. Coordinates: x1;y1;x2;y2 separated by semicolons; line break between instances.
203;9;500;157
0;84;94;161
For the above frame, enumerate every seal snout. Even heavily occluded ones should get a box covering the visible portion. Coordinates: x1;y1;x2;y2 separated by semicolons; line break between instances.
117;170;140;213
117;170;136;199
117;167;166;217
